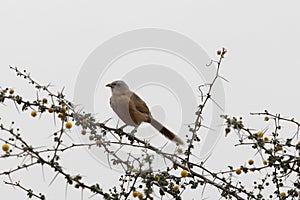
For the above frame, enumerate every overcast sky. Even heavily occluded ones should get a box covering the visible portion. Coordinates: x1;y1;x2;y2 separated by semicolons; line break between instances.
0;1;300;199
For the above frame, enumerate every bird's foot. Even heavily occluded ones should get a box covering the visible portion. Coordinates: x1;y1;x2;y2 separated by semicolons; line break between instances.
130;127;137;135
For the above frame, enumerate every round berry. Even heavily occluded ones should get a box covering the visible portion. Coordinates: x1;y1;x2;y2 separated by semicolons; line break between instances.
89;135;94;141
131;167;137;173
96;139;101;145
235;168;242;175
177;147;183;154
276;145;283;151
9;89;14;94
138;193;143;200
173;185;179;192
65;121;72;129
82;119;88;126
248;159;254;165
263;137;269;142
132;191;139;197
31;111;37;117
257;131;264;138
61;107;67;113
48;107;54;113
42;98;48;104
181;169;188;177
280;192;286;197
2;143;10;152
81;129;87;135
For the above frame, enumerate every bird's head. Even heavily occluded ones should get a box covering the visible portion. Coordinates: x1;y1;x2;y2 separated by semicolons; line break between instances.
106;80;130;95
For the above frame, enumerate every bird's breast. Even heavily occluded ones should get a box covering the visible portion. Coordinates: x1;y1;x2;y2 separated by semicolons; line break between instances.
110;95;138;126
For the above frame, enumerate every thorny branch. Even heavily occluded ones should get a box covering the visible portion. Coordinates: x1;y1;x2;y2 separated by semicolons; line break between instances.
0;49;299;199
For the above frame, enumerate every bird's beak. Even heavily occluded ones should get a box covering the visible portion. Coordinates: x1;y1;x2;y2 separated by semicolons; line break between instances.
106;83;114;88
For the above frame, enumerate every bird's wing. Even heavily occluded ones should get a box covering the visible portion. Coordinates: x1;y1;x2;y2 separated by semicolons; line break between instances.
129;92;150;115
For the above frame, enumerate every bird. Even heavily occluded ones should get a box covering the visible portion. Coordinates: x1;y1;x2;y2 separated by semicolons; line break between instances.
106;80;184;145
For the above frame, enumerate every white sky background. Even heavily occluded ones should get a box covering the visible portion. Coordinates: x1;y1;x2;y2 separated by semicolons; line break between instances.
0;1;300;199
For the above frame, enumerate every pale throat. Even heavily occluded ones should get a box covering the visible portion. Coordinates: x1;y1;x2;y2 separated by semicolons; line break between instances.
112;88;131;96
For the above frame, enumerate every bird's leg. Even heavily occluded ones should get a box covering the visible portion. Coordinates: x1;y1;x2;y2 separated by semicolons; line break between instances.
130;127;138;135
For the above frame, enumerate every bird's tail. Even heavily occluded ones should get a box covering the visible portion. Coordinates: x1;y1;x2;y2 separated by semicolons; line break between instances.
149;117;184;145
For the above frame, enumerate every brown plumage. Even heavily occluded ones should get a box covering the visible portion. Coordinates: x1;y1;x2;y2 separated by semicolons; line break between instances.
106;80;184;145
